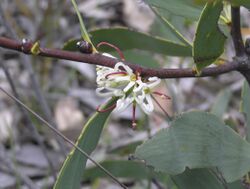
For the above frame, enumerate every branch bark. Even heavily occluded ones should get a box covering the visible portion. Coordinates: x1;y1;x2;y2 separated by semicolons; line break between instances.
231;7;245;57
231;6;250;87
0;36;248;79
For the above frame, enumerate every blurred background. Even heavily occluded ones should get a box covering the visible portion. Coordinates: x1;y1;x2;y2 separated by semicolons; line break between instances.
0;0;250;188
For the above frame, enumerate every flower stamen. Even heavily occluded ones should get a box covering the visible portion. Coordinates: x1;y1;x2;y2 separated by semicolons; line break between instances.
135;71;141;81
132;102;137;129
151;95;171;120
105;71;128;79
96;103;116;113
97;42;125;61
152;91;171;100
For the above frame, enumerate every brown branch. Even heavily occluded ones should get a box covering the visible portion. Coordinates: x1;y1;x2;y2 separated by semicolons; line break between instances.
231;7;245;57
231;7;250;87
0;36;248;79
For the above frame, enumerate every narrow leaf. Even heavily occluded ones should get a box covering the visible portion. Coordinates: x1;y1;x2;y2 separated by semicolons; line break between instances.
83;160;153;182
63;38;80;51
122;50;160;68
63;40;160;68
90;27;192;57
227;0;250;8
108;140;143;155
145;0;202;20
145;0;203;48
54;98;117;189
194;0;250;9
135;111;250;182
149;7;192;46
150;15;186;45
193;1;226;71
71;0;96;51
240;81;250;141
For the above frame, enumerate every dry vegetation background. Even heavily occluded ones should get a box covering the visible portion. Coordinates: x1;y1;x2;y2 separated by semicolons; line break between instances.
0;0;250;188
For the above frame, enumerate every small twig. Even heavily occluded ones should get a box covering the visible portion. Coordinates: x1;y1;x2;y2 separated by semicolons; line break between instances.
231;7;245;57
0;86;128;189
231;6;250;87
0;36;248;79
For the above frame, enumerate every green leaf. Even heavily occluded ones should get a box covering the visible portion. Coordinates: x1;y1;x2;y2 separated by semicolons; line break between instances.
135;111;250;182
241;81;250;141
149;8;192;46
123;50;160;68
211;89;232;118
63;28;192;57
194;0;250;9
63;39;161;69
71;0;96;51
146;0;202;47
83;160;180;188
145;0;202;20
108;140;143;156
172;168;244;189
150;15;185;44
63;38;80;51
53;98;117;189
193;1;226;71
228;181;245;189
172;169;225;189
83;160;154;182
90;27;192;57
227;0;250;8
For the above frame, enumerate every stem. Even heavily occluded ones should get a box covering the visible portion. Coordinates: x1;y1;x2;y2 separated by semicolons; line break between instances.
231;7;250;87
231;7;245;57
0;37;248;79
132;103;137;129
71;0;97;52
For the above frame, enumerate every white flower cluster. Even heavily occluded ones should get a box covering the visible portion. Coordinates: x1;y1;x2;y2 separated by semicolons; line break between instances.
96;53;161;115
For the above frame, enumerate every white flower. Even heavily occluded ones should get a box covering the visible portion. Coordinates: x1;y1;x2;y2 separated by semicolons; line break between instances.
136;77;161;114
95;52;168;128
96;53;139;98
114;76;161;114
